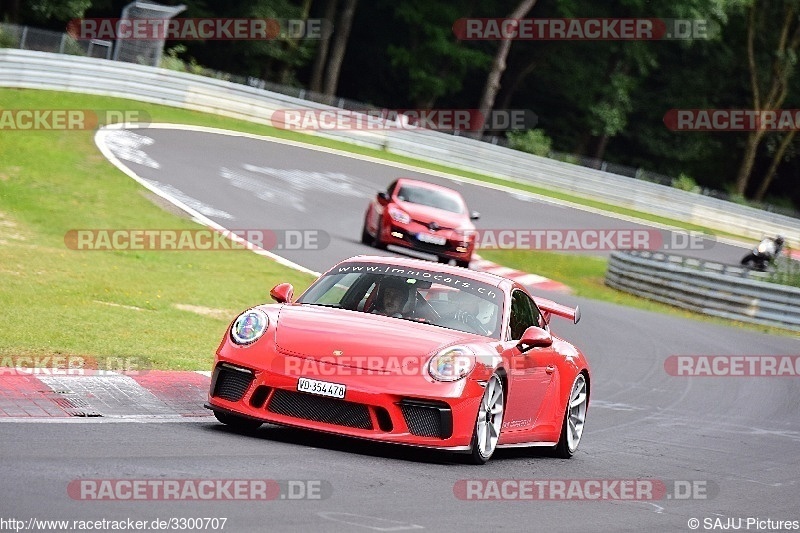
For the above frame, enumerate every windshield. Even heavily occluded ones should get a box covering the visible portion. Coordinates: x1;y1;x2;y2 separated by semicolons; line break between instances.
297;262;502;338
396;185;465;214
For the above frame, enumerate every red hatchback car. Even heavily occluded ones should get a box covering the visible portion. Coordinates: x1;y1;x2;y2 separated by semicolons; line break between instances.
361;178;480;267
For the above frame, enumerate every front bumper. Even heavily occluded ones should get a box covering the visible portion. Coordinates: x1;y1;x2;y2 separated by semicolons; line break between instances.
206;354;485;450
384;223;473;261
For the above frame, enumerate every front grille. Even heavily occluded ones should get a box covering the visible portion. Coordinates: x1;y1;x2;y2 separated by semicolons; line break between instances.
391;225;458;254
399;399;453;439
267;389;373;430
211;364;254;402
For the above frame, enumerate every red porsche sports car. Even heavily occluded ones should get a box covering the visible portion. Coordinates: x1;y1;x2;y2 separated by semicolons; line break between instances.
206;255;589;464
361;178;479;268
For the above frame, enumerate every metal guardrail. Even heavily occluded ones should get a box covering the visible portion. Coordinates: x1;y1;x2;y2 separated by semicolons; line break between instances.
606;250;800;331
1;48;799;245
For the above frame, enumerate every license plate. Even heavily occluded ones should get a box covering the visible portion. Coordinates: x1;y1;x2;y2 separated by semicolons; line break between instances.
417;233;446;245
297;377;346;399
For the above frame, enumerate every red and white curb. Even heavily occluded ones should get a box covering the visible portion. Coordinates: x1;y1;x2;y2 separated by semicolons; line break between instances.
0;370;213;421
471;256;570;293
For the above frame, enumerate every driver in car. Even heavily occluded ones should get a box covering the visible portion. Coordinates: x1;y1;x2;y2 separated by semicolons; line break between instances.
371;277;415;318
454;293;496;336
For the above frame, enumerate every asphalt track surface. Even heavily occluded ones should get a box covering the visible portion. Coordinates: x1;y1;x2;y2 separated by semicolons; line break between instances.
2;127;799;532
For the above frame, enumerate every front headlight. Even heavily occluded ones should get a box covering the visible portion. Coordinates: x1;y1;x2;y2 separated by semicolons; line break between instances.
428;346;475;381
230;308;269;345
388;205;411;224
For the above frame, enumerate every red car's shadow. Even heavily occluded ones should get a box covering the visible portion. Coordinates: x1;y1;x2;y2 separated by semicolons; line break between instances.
205;422;561;464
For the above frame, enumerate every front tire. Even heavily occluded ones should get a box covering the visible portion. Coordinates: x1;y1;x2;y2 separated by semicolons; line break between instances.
554;373;588;458
361;223;371;245
370;218;387;250
467;373;505;464
214;411;263;432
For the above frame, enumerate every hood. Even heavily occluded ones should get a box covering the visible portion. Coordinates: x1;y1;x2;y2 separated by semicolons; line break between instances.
396;201;471;230
274;305;472;369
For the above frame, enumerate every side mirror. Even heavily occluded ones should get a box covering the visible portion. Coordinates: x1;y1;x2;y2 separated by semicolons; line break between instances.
377;191;390;204
519;326;553;350
470;211;480;220
270;283;294;303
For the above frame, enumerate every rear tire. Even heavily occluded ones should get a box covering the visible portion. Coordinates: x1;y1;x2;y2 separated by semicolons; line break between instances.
361;223;371;245
214;411;262;432
456;260;470;268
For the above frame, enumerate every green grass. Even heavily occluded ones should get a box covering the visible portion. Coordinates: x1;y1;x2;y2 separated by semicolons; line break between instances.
0;89;315;368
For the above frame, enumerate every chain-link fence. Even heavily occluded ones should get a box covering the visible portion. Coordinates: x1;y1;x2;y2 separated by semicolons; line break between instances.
0;23;112;59
112;1;186;67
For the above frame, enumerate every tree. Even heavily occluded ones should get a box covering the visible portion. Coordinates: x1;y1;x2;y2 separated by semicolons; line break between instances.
755;130;797;201
735;0;800;197
28;0;90;21
323;0;358;96
0;0;22;23
470;0;537;139
309;0;337;93
385;0;492;109
243;0;317;86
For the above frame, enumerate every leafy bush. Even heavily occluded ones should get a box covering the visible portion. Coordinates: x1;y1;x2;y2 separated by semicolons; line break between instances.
0;27;18;48
506;129;553;157
766;249;800;288
671;173;700;193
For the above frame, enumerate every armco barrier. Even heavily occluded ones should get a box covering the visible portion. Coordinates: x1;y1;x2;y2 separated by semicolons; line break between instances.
0;48;799;244
606;250;800;331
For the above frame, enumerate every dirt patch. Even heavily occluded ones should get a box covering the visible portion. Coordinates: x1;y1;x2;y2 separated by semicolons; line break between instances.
174;304;234;321
93;300;148;312
140;190;193;220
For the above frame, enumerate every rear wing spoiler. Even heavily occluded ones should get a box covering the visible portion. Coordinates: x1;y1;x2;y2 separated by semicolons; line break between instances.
534;297;581;325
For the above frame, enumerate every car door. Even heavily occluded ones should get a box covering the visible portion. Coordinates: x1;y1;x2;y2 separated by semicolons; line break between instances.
499;290;555;435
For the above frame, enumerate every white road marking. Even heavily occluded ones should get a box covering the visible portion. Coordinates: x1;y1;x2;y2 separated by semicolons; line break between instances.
102;129;160;169
317;512;424;531
142;179;235;220
94;126;319;277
